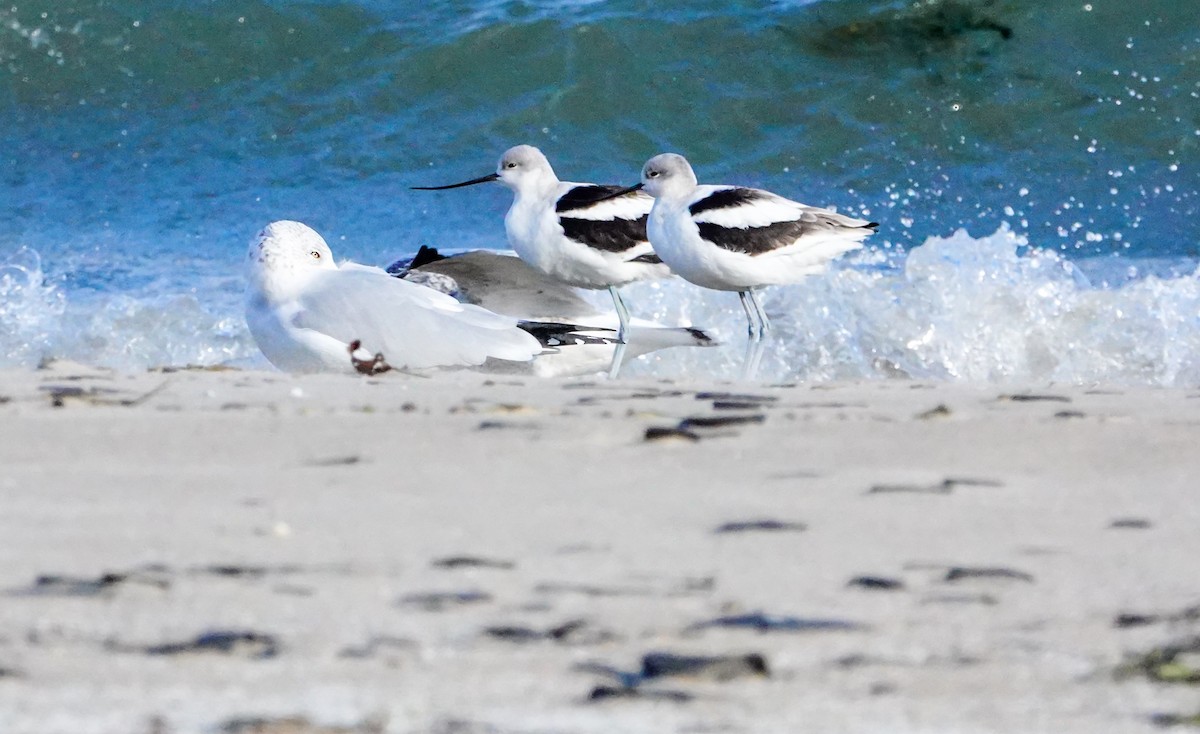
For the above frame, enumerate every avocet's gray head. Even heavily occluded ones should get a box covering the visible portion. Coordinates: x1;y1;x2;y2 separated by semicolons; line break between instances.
494;144;556;190
411;144;558;195
639;153;698;199
248;220;336;296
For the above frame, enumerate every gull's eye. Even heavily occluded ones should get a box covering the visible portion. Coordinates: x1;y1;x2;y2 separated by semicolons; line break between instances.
310;250;321;259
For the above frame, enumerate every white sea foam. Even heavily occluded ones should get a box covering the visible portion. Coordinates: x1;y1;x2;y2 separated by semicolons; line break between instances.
4;226;1200;384
0;247;256;371
622;225;1200;386
0;248;67;367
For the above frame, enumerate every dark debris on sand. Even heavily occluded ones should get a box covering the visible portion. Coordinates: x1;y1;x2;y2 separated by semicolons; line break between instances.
1116;636;1200;684
1114;603;1200;629
1149;711;1200;728
868;477;1003;495
337;635;418;660
219;715;386;734
1110;517;1154;530
14;568;171;597
483;619;615;645
430;556;515;570
714;519;807;534
397;590;492;611
136;630;281;659
579;651;770;703
944;566;1035;583
645;413;767;443
689;612;865;634
848;575;906;591
587;685;693;703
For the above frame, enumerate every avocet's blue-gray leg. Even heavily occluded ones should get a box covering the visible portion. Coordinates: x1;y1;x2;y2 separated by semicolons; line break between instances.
738;290;762;340
742;335;766;380
607;339;628;379
608;285;631;344
748;289;770;339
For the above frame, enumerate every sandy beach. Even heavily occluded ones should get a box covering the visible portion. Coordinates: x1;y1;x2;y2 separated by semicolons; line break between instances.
1;363;1198;734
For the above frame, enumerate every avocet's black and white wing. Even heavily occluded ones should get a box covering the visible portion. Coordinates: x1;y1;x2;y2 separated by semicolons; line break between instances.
685;185;877;268
555;184;661;264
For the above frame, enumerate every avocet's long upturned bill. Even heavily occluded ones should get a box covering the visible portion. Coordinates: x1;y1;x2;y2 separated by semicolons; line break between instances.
245;220;541;373
412;145;669;344
620;153;877;338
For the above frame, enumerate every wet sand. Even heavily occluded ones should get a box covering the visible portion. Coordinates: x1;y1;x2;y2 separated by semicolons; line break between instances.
0;363;1198;733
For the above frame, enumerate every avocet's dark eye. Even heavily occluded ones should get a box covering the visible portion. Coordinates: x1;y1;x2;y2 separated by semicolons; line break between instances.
504;161;517;169
646;169;660;178
310;250;321;259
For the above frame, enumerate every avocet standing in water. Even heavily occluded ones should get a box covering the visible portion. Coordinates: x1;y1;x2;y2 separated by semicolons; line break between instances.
413;145;669;348
245;220;541;373
616;153;876;340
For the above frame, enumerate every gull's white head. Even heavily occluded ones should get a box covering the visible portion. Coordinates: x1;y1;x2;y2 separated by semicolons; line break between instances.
640;153;699;199
247;220;336;299
495;144;557;193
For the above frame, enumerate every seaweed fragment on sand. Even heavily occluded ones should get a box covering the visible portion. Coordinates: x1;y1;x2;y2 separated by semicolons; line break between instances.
40;381;168;408
1149;711;1200;728
587;686;693;703
848;575;906;591
397;590;492;611
645;413;766;442
1110;517;1154;530
484;619;614;645
140;630;281;659
944;566;1035;583
1115;637;1200;684
641;651;770;681
14;568;171;597
679;414;767;430
714;519;807;534
999;393;1072;403
219;714;387;734
577;651;769;703
338;635;417;660
644;426;701;443
1113;604;1199;629
431;555;515;570
689;612;865;633
916;403;952;420
869;477;1002;495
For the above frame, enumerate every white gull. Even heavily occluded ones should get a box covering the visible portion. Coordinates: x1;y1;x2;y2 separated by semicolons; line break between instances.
244;220;541;373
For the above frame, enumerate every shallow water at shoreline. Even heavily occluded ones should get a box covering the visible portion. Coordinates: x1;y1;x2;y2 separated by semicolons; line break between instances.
2;0;1197;379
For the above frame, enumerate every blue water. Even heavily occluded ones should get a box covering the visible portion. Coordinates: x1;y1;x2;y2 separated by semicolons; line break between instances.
2;0;1198;382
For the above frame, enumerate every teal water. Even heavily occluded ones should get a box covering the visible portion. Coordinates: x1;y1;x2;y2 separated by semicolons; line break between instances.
2;0;1198;379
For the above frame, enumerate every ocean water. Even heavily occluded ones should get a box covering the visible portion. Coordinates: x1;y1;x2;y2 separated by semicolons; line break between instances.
1;0;1198;383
